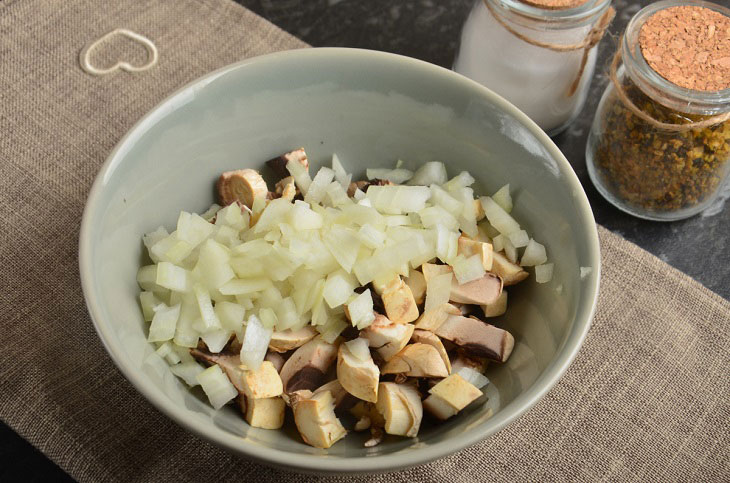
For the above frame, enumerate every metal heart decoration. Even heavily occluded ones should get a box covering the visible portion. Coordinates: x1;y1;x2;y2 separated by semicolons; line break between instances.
79;28;158;76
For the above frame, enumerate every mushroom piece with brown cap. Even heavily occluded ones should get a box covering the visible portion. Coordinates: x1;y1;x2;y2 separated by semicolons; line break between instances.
312;379;351;409
279;337;340;393
381;343;449;378
404;268;427;305
457;235;493;271
274;176;297;202
336;338;380;403
434;315;514;363
268;326;318;353
240;361;283;399
373;276;419;324
360;314;415;361
216;168;269;208
190;344;247;393
242;396;286;429
414;303;461;331
292;390;347;449
375;382;423;437
421;263;503;306
490;252;529;286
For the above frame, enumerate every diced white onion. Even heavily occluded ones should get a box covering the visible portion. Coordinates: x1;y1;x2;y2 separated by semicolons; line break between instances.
196;365;238;409
408;161;447;186
535;263;554;283
366;168;413;184
171;361;205;386
346;289;375;329
481;197;521;235
240;314;273;370
214;301;245;332
455;366;490;389
507;229;529;248
521;239;547;266
201;328;232;353
331;153;351;189
193;283;222;331
451;254;486;284
305;167;335;205
286;157;312;194
323;269;358;308
492;184;513;213
148;303;181;342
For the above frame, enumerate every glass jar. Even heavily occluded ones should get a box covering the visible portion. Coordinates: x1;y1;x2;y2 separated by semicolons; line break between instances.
586;0;730;221
453;0;614;136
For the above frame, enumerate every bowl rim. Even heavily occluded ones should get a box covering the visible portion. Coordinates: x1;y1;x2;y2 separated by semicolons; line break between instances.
79;47;601;474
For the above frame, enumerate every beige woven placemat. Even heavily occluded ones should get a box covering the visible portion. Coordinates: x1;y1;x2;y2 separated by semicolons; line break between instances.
1;0;728;481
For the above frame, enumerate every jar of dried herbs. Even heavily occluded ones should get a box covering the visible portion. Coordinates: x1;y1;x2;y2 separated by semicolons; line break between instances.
586;0;730;221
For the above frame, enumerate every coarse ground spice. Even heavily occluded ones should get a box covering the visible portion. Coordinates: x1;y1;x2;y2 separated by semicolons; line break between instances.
518;0;590;10
593;78;730;213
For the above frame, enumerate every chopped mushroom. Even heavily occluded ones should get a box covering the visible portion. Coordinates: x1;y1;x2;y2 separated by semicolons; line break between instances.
474;199;486;221
376;382;423;437
279;337;340;393
423;373;482;420
457;236;493;271
404;268;426;305
264;351;286;373
266;148;309;179
410;329;451;374
350;400;385;428
190;344;247;394
434;315;514;363
490;252;529;286
312;380;350;408
241;361;283;399
481;291;507;318
360;314;415;361
414;303;461;331
293;390;347;449
450;350;489;374
422;263;503;306
379;277;419;324
216;168;269;208
243;396;286;429
268;326;318;353
274;176;297;202
381;343;449;378
337;339;380;403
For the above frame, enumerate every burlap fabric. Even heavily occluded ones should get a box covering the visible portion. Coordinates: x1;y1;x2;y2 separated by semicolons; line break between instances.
1;0;728;481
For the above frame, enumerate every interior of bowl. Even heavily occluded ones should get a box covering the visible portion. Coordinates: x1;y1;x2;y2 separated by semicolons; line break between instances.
79;48;600;473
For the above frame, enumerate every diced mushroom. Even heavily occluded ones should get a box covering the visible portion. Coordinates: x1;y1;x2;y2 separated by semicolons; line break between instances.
243;396;286;429
337;339;380;402
378;277;419;324
381;343;449;378
350;400;385;428
414;303;461;331
481;291;507;317
266;148;309;179
410;329;451;374
458;235;493;271
404;268;426;305
434;315;514;363
241;361;283;399
312;380;350;408
274;176;297;202
279;338;340;393
264;351;286;373
282;389;313;408
423;374;482;420
490;252;529;286
217;169;269;208
422;263;503;306
361;314;415;361
375;382;423;437
268;326;318;353
293;390;347;449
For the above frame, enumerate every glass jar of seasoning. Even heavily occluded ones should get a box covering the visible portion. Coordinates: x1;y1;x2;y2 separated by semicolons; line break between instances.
586;0;730;221
453;0;615;136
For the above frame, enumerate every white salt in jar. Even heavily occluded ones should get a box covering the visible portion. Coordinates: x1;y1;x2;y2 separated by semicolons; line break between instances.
454;0;614;136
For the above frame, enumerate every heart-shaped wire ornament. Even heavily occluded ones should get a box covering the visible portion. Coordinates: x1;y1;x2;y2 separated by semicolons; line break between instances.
79;28;158;76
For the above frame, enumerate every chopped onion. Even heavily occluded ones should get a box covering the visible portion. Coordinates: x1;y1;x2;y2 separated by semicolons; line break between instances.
201;328;232;353
195;239;235;290
430;184;462;215
139;291;161;321
326;181;352;207
455;366;490;389
196;364;238;409
304;167;335;205
215;204;249;231
316;317;348;344
177;211;215;248
323;225;361;273
219;277;272;295
492;234;505;253
143;226;169;254
214;301;245;332
424;272;452;313
240;314;273;370
442;171;475;192
286;157;312;194
357;223;386;249
535;263;554;283
289;202;324;230
507;229;529;248
452;254;486;284
481;197;521;235
346;289;375;329
504;238;518;264
148;303;181;342
170;361;205;386
253;198;292;234
274;297;299;331
419;205;459;231
353;188;366;201
521;239;547;266
492;184;513;213
323;269;358;308
408;161;447;186
192;283;222;331
366;185;431;215
344;337;371;362
331;153;351;189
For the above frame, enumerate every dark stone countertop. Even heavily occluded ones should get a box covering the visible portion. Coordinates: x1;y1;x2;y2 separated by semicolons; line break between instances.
3;1;728;481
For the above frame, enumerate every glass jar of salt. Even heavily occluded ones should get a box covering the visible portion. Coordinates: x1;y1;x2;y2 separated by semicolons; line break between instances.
454;0;614;136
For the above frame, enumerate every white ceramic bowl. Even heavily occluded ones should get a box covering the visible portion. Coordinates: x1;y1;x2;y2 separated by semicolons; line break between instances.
79;48;600;474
